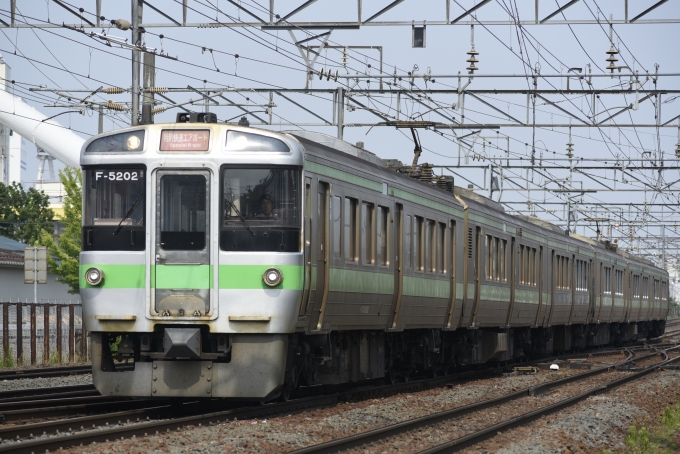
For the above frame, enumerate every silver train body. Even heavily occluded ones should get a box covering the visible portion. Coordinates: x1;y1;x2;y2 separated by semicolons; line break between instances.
80;122;669;400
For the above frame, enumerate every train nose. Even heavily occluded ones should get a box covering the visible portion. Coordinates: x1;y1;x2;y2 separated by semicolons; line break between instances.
163;327;202;359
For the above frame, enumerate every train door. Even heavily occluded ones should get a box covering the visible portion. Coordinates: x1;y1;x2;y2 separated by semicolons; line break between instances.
299;177;313;319
388;204;403;330
309;182;330;332
153;170;211;317
445;220;458;330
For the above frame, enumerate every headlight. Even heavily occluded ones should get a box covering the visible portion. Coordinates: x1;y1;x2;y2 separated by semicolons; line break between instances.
262;268;283;287
85;267;105;286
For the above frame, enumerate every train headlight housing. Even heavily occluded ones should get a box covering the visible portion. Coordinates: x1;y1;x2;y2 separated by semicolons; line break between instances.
263;268;283;287
85;267;105;286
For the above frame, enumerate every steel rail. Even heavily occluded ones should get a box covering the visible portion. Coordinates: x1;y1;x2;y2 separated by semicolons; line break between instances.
0;342;661;452
0;398;159;423
0;365;92;380
417;348;680;453
0;388;98;405
287;348;656;454
0;384;95;402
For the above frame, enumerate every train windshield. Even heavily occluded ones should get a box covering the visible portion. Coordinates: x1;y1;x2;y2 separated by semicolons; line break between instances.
220;167;301;252
83;166;146;251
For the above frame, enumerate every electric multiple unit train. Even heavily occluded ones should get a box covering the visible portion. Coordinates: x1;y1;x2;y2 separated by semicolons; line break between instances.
80;116;669;400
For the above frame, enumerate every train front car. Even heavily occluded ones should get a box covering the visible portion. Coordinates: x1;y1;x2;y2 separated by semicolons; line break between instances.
80;121;304;399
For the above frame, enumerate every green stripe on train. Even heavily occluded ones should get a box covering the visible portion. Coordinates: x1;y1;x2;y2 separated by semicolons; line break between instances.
154;265;212;289
329;268;393;294
404;276;450;298
218;265;303;290
306;161;383;192
80;264;146;289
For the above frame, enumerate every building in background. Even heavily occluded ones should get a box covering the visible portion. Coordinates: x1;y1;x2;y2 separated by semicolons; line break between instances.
0;236;79;303
1;53;66;224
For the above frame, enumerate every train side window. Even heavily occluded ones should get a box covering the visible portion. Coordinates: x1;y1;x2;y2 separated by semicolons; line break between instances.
449;221;456;279
518;245;523;284
527;248;533;285
604;267;612;295
425;220;435;273
642;277;648;299
615;270;624;296
405;215;412;269
331;196;341;258
377;206;390;266
438;222;446;274
500;239;507;281
414;216;424;271
344;197;358;262
361;202;375;265
486;235;492;280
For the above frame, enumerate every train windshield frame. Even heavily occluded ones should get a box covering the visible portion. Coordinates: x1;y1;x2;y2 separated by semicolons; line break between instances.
220;166;301;252
82;165;146;251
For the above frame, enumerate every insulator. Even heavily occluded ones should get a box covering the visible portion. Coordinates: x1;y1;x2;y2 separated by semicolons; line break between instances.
675;141;680;158
342;48;348;67
437;176;448;190
114;19;131;31
104;100;126;111
104;87;124;94
419;163;434;183
605;45;619;72
152;107;167;115
566;140;574;158
466;49;479;73
148;87;168;94
318;68;325;80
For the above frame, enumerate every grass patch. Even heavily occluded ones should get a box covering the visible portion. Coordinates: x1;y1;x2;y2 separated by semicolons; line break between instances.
625;403;680;453
1;348;14;368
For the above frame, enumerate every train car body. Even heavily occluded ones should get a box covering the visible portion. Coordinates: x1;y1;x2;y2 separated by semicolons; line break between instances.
80;120;669;400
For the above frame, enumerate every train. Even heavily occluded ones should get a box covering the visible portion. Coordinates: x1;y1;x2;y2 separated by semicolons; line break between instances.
80;114;669;400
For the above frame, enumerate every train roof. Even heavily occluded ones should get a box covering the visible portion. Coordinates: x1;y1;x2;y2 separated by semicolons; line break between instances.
290;130;665;276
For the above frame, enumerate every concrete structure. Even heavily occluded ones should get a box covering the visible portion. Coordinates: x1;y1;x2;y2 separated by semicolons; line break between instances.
0;236;80;304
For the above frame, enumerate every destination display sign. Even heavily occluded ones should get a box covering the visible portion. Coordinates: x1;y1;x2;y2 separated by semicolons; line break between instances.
160;130;210;151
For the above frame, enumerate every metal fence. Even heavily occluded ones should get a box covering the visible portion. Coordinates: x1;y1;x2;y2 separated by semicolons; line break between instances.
669;307;680;317
0;302;88;366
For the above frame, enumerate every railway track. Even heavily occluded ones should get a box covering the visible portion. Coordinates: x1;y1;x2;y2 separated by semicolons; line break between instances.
0;365;92;381
0;341;674;452
0;346;639;453
289;346;680;454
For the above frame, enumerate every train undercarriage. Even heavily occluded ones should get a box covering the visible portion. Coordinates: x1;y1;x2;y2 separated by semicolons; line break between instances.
93;319;666;400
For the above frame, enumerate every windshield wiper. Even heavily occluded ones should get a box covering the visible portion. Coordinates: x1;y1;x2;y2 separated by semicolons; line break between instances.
113;192;144;236
225;195;256;236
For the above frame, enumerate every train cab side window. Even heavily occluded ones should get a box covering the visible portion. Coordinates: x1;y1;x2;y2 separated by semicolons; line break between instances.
405;215;412;269
344;197;358;262
377;206;389;266
361;202;374;265
331;196;341;258
414;216;424;271
220;167;301;252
